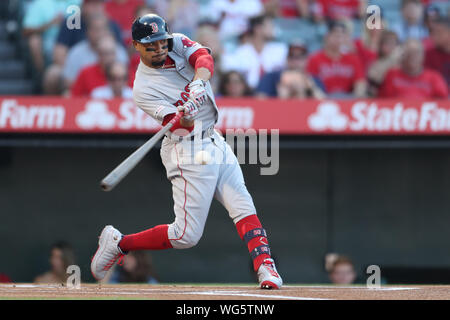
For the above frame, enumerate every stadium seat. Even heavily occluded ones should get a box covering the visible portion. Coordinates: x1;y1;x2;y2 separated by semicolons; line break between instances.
368;0;401;13
0;80;33;95
0;42;15;60
0;61;26;79
273;18;324;52
0;10;34;95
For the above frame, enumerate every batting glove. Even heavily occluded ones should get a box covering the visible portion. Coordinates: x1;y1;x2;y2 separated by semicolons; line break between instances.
188;79;207;107
178;99;199;120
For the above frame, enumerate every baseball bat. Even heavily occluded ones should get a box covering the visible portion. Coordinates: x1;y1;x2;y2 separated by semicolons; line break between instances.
100;112;184;192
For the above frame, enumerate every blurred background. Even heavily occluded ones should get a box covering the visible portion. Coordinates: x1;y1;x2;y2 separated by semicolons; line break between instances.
0;0;449;285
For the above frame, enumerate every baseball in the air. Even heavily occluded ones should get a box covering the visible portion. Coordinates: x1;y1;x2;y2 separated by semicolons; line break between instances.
194;150;211;165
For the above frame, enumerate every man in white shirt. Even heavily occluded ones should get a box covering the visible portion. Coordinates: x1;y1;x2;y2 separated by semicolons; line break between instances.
209;0;264;41
62;14;128;88
221;15;288;89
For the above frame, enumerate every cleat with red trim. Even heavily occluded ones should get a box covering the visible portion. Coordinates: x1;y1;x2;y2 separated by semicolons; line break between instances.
91;225;125;281
258;258;283;290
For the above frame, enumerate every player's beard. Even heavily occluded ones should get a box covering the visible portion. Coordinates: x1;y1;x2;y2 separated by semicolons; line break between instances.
151;59;165;67
151;54;167;67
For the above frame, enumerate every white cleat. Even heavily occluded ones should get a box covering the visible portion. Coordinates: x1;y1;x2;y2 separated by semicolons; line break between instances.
91;225;124;281
258;258;283;290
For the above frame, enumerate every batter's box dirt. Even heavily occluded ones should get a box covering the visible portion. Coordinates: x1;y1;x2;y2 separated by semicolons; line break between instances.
0;284;449;300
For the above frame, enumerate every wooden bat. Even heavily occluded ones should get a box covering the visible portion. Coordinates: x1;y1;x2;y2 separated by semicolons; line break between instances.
100;112;184;191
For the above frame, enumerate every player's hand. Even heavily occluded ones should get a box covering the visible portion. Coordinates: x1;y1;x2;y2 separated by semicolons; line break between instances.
188;79;207;107
178;99;199;120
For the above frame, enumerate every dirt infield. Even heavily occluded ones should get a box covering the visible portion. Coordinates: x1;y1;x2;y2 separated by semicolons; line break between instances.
0;283;449;300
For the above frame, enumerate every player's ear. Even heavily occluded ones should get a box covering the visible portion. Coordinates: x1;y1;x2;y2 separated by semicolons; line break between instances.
132;40;139;51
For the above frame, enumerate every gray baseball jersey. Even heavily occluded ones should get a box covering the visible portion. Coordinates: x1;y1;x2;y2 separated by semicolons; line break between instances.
133;33;218;136
132;33;256;249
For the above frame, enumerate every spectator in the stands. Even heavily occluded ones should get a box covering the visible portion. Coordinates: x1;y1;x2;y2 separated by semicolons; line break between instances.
312;0;367;22
91;61;133;99
378;39;448;98
209;0;264;41
277;69;325;99
326;255;357;285
53;0;124;67
217;71;253;97
34;241;76;285
152;0;199;40
71;36;121;97
306;21;367;98
104;0;145;47
352;17;387;73
424;16;450;86
43;0;124;94
62;13;129;90
261;0;310;19
257;39;325;97
424;3;442;30
102;251;159;284
0;273;13;283
390;0;429;42
22;0;81;73
221;15;288;89
368;30;402;96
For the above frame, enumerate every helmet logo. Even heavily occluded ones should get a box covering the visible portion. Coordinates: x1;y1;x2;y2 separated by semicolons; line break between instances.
150;22;159;33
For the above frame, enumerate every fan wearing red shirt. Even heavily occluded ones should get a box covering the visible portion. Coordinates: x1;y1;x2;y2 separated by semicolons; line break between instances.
261;0;310;18
71;37;119;97
379;39;448;98
313;0;366;21
425;16;450;87
307;22;367;97
104;0;144;45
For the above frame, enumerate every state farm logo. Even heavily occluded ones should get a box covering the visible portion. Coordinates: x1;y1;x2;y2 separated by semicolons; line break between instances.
216;107;254;129
308;101;450;133
75;100;161;131
0;99;65;129
308;101;348;131
76;101;116;129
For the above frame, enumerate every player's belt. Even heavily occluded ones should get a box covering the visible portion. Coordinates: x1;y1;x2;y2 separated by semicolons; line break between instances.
167;125;215;142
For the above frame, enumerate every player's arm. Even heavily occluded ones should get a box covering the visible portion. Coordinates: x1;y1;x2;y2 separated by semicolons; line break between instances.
133;91;195;131
190;49;214;83
171;48;214;127
187;48;214;106
133;90;178;124
172;34;215;106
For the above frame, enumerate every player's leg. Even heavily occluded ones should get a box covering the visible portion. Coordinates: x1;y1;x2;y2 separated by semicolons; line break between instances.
213;133;283;289
91;225;125;281
118;140;219;251
91;139;219;280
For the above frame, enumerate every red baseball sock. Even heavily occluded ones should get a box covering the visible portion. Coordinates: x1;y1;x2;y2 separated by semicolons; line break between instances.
118;224;173;252
235;214;271;271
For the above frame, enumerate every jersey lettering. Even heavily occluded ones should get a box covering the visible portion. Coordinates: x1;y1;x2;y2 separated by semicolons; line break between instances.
181;37;197;48
173;84;192;106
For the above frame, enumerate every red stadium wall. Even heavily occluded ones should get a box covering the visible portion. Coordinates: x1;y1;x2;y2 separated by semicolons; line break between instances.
0;97;449;135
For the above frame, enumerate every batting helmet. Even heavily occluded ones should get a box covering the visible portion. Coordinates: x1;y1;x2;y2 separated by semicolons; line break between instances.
132;14;174;51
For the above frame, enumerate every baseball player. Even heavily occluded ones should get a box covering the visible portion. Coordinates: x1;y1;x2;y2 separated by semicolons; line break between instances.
91;14;283;289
